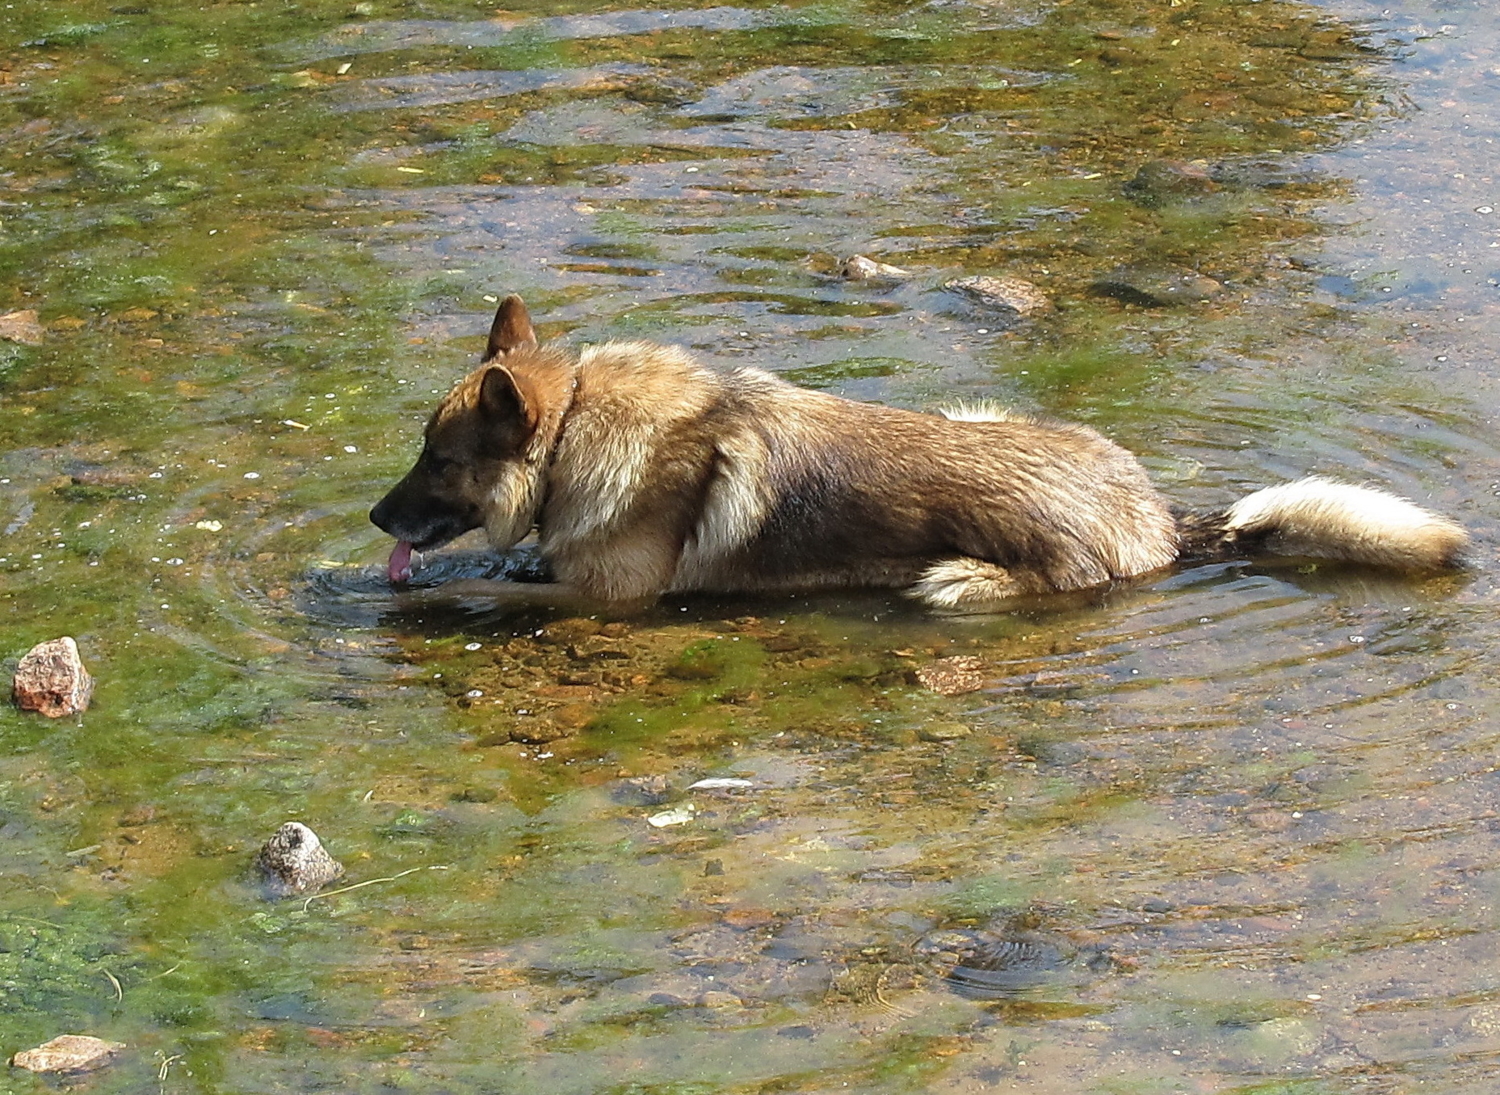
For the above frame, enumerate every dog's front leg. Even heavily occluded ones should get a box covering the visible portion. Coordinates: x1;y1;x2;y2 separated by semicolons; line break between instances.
390;578;628;614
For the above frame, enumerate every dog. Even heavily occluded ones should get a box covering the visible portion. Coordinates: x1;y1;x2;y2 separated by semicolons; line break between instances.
370;295;1469;610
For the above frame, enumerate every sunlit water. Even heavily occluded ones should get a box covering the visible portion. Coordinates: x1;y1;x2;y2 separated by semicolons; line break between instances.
3;0;1500;1092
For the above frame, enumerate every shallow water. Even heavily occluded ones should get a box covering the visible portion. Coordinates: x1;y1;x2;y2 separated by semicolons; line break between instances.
3;0;1500;1092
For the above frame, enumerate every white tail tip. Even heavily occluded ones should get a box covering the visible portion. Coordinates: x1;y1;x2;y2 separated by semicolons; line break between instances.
1226;477;1467;571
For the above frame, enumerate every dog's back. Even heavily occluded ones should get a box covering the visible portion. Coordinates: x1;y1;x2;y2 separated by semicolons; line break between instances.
541;350;1181;599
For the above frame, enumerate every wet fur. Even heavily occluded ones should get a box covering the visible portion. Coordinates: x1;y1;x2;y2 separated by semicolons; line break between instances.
371;296;1469;610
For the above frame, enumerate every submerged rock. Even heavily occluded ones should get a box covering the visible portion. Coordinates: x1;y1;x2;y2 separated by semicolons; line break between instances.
11;1035;124;1074
1092;264;1224;307
943;275;1053;322
840;254;911;281
613;774;671;806
13;636;94;718
913;655;987;697
918;721;972;742
0;309;44;346
1123;159;1218;207
256;822;344;898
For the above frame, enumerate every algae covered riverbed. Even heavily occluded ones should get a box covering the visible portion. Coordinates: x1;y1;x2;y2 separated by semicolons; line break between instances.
4;0;1500;1091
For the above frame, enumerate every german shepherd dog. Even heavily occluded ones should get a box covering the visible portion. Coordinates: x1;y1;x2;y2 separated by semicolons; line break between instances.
370;295;1468;609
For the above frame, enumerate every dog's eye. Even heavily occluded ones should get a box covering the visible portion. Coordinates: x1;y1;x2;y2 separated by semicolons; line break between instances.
420;449;455;473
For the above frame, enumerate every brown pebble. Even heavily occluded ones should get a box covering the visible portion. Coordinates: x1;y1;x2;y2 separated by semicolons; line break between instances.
914;656;986;696
918;721;972;742
13;637;94;717
696;990;742;1009
11;1035;124;1074
537;617;603;645
944;275;1053;319
0;309;44;346
509;721;574;745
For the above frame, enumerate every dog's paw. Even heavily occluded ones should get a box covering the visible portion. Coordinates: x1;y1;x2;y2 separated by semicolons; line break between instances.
909;558;1021;609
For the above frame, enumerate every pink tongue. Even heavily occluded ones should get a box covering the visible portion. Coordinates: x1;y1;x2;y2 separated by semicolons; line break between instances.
388;541;414;584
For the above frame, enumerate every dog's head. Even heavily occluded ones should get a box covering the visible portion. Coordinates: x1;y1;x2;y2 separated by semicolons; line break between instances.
370;295;574;581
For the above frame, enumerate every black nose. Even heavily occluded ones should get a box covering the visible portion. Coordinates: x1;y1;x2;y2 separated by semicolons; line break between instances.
369;494;395;534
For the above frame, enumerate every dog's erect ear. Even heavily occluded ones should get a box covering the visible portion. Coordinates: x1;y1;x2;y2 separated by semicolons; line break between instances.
485;294;537;360
477;365;537;454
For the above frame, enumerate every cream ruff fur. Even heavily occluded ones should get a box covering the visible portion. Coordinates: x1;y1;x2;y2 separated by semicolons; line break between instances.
369;296;1471;611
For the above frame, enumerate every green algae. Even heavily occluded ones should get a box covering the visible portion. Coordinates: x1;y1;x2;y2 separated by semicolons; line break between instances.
0;0;1493;1091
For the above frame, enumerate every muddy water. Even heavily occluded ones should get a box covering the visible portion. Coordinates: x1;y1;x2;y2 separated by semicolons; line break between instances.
3;0;1500;1091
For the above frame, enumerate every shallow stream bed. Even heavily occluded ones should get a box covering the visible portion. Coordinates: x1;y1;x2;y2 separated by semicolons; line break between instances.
3;1;1500;1092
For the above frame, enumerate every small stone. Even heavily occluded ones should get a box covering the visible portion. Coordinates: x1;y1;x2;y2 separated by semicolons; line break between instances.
918;721;972;742
647;804;696;828
614;774;671;805
549;702;595;730
568;636;629;660
1123;159;1217;207
841;254;911;280
913;655;986;696
1026;671;1086;697
536;617;602;646
1091;264;1223;307
11;1035;124;1074
509;720;575;745
687;777;754;791
0;309;44;346
944;275;1053;322
256;822;344;898
1252;1016;1323;1057
13;637;93;718
696;990;742;1009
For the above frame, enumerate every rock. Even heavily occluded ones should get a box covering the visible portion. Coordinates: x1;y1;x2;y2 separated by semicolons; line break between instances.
1249;1016;1323;1058
841;254;911;281
1091;264;1223;307
0;309;44;346
256;822;344;898
537;617;603;645
696;990;743;1008
622;75;699;107
115;307;159;323
1123;159;1217;207
1026;671;1088;697
568;636;629;660
687;777;754;791
943;275;1053;321
913;655;986;696
613;774;671;805
647;804;696;828
509;720;575;745
918;721;972;742
11;1035;124;1074
13;637;93;717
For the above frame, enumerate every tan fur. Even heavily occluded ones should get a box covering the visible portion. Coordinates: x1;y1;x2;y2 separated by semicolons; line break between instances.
1224;477;1468;571
371;296;1470;610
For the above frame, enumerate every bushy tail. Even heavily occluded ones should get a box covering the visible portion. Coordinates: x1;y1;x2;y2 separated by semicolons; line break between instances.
1176;477;1468;571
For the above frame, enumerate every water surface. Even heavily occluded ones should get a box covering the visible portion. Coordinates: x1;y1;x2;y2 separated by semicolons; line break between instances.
3;0;1500;1092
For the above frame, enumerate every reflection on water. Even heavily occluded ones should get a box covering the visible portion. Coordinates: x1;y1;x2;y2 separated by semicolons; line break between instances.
2;0;1500;1092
